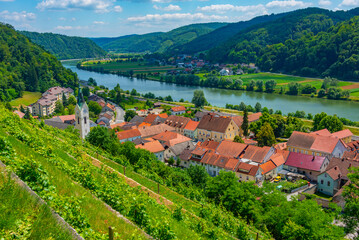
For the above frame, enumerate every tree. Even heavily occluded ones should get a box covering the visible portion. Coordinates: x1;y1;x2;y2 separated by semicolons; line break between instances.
234;136;244;143
191;90;207;108
301;84;316;94
239;102;246;111
19;105;25;113
186;165;209;189
5;102;12;111
88;101;102;115
62;93;68;106
168;157;175;166
124;110;136;122
318;115;343;133
265;80;277;93
312;112;327;131
164;95;173;102
68;104;75;115
82;87;90;97
130;89;137;96
256;80;264;92
343;167;359;236
246;80;255;91
23;108;31;119
68;95;77;106
242;108;249;137
287;83;300;95
54;101;64;114
88;77;97;86
254;102;262;113
256;122;276;147
318;89;326;98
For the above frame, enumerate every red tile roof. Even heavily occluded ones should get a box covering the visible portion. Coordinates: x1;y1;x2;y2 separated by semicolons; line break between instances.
152;131;191;147
110;122;128;129
260;160;277;174
326;166;342;180
138;124;175;138
164;115;191;129
184;120;199;131
236;162;259;176
285;152;326;171
136;140;165;153
326;157;359;180
332;129;353;139
198;140;220;150
57;115;75;123
14;110;25;118
138;122;151;128
313;129;332;136
240;145;272;163
197;115;232;133
158;113;168;119
171;106;186;112
232;112;262;127
116;128;141;140
288;131;342;154
144;114;159;124
106;103;116;112
216;140;247;158
270;153;286;167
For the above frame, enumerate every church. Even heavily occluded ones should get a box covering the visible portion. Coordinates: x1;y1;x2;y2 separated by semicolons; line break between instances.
75;88;90;139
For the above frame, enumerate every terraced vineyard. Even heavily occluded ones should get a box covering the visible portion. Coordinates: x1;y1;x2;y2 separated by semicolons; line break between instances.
0;105;269;239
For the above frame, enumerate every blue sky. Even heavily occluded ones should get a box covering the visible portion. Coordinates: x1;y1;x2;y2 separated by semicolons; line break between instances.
1;0;358;37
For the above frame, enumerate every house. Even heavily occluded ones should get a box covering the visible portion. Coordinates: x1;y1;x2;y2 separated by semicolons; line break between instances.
239;145;275;165
52;115;76;124
219;68;232;76
259;160;277;180
236;163;260;182
143;113;167;125
216;140;247;158
183;120;199;139
347;140;359;153
164;141;195;163
153;102;162;108
284;152;330;182
164;115;191;135
314;128;353;144
116;128;141;143
136;140;165;162
286;131;348;159
103;103;116;113
129;115;145;126
197;115;239;142
317;157;359;197
152;131;191;148
138;124;175;138
187;140;220;167
14;110;25;119
231;112;262;135
170;106;186;115
199;150;240;177
31;87;73;116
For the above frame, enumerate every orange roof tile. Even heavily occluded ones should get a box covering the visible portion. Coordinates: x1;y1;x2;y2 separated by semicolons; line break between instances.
216;140;247;158
158;113;168;119
14;110;25;118
144;114;158;124
240;145;272;163
236;162;259;176
116;128;141;140
136;140;165;153
139;122;151;127
260;160;276;174
313;129;332;136
152;131;191;147
331;129;353;139
184;120;199;131
110;122;127;129
57;115;75;123
269;153;285;167
171;106;186;112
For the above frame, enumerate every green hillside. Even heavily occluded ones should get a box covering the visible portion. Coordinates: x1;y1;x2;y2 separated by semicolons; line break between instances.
92;22;227;53
20;31;107;60
0;105;271;239
0;23;78;102
167;12;290;55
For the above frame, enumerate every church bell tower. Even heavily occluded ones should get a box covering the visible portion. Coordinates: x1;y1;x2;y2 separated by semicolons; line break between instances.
75;88;90;139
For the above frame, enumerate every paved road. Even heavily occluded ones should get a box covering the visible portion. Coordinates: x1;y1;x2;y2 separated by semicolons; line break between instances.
115;106;125;123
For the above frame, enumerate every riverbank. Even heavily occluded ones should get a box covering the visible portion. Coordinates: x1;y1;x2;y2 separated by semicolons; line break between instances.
78;60;359;102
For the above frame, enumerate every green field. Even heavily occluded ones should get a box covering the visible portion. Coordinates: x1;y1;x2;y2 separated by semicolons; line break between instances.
10;91;41;107
82;61;176;74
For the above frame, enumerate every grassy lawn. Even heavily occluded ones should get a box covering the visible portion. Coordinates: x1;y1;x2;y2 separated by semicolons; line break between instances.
10;91;41;108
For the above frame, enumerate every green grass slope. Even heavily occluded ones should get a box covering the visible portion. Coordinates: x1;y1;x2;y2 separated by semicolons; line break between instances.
92;22;227;53
20;31;107;60
0;105;269;239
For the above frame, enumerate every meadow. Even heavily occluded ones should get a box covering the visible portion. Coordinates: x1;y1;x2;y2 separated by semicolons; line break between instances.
10;91;42;108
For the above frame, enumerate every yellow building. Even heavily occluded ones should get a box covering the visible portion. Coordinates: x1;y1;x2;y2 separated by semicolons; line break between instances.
197;115;239;142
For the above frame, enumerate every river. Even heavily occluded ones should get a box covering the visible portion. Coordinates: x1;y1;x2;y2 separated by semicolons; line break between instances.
63;62;359;121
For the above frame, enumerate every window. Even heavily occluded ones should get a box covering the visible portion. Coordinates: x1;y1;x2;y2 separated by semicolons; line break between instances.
246;176;249;180
78;117;80;124
321;180;324;184
327;181;330;186
309;172;312;175
84;117;87;124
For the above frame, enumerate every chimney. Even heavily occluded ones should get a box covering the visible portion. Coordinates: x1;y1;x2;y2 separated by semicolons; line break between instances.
334;166;337;170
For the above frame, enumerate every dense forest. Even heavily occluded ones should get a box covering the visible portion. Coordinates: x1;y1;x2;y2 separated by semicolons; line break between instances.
21;31;107;60
91;22;227;53
0;23;78;101
204;7;359;81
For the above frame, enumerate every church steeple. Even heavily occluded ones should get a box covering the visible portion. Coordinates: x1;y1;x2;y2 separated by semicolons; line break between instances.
75;86;90;139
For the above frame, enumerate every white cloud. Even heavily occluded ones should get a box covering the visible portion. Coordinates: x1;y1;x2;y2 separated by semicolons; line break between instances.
266;0;311;8
153;4;181;11
128;13;228;23
197;4;267;14
55;25;88;30
340;0;359;6
319;0;332;6
152;0;172;3
37;0;116;13
114;5;123;12
0;10;36;22
93;21;105;24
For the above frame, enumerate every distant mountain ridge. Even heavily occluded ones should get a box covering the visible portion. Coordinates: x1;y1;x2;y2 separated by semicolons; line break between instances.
91;22;227;53
20;31;107;60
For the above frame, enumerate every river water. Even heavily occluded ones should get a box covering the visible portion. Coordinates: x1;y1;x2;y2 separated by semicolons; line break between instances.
63;62;359;121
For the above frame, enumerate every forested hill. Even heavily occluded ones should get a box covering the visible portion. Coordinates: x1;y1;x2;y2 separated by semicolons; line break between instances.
0;23;78;102
91;22;227;53
20;31;107;60
205;7;359;80
167;12;290;55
